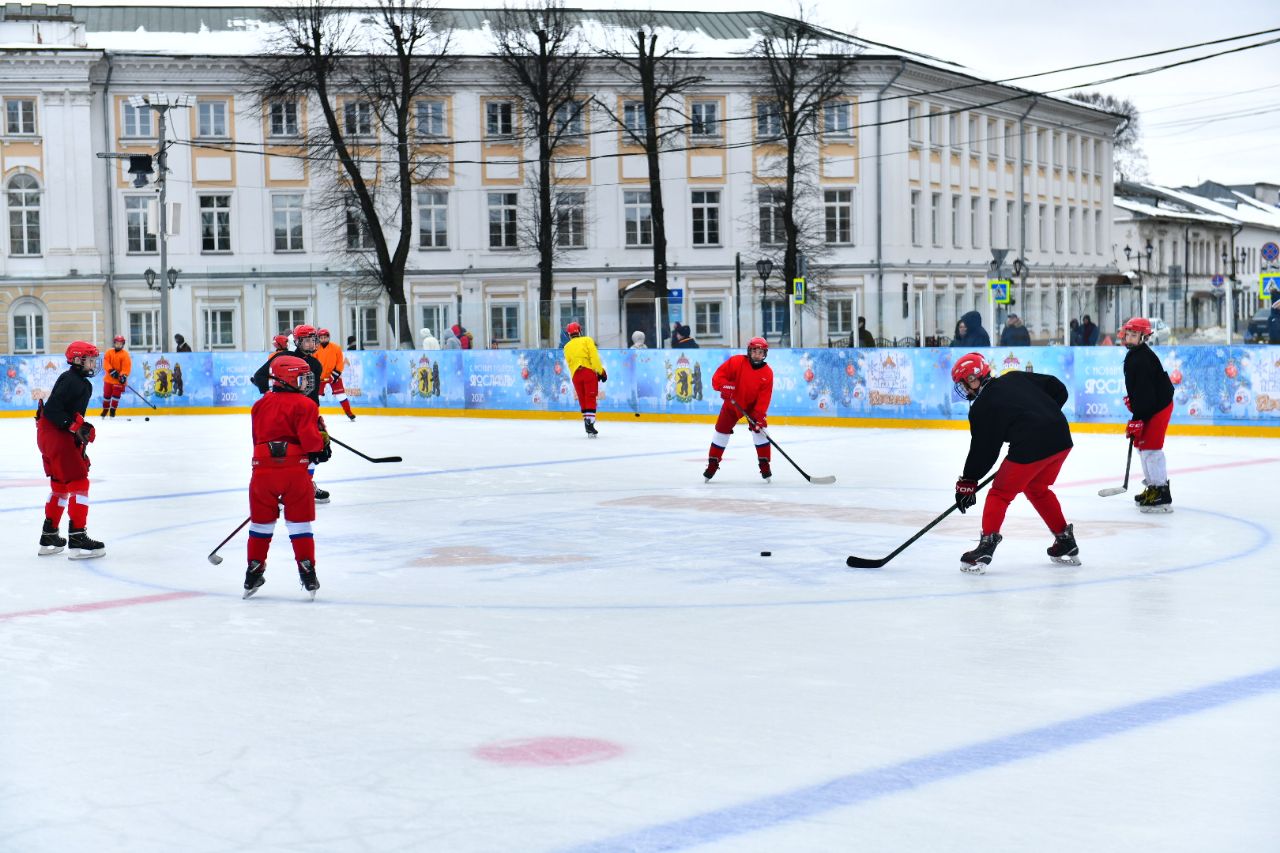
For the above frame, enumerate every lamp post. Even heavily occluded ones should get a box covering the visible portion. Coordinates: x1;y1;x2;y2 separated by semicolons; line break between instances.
1124;239;1153;322
1222;246;1247;342
756;258;774;344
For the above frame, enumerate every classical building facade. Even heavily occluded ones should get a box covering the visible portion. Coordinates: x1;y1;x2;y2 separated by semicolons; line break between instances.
1;5;1120;354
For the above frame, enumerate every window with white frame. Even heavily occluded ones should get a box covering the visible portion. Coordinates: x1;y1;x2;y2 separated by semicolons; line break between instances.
7;174;41;256
127;308;159;350
691;190;720;246
1006;201;1015;249
1093;140;1102;175
349;305;380;349
415;99;447;138
1054;204;1064;252
690;100;720;138
910;190;921;245
948;113;959;149
827;297;853;338
203;308;236;350
1053;132;1064;168
1022;203;1030;249
1083;139;1092;173
970;197;981;249
928;110;941;148
693;300;723;338
197;99;229;138
1038;204;1049;251
1036;128;1048;163
490;302;521;344
488;191;518;249
555;191;586;248
345;199;377;251
988;199;997;249
5;98;36;135
417;190;448;249
762;300;787;341
1082;208;1092;254
125;196;157;253
275;308;306;335
950;195;961;248
122;102;154;138
420;303;451;339
1069;207;1078;254
1067;134;1077;170
557;301;587;336
553;102;584;140
908;102;921;144
624;190;653;247
1094;210;1103;254
968;115;979;153
824;101;853;140
200;195;232;252
272;193;304;252
930;192;942;247
986;118;998;159
758;188;785;246
756;101;782;138
824;189;853;245
485;101;514;138
622;100;646;136
10;297;46;353
343;100;375;138
268;99;299;137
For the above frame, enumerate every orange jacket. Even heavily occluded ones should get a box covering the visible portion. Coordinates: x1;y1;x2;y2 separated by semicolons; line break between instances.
103;348;133;388
315;341;345;381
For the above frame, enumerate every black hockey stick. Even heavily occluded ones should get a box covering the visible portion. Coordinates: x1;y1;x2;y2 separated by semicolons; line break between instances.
731;400;835;484
846;473;997;568
125;383;157;410
208;517;250;565
1098;438;1134;497
328;435;402;464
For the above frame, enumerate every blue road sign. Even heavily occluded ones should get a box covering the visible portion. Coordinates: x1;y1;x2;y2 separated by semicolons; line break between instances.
1212;275;1224;288
1262;242;1279;263
988;279;1011;304
667;288;683;300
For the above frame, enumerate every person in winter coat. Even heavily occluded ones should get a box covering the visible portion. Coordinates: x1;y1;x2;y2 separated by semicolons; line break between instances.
999;314;1032;347
703;338;774;483
442;329;462;350
450;324;474;349
630;330;648;349
1079;315;1099;346
950;352;1078;573
953;311;991;347
420;328;441;350
1268;299;1280;344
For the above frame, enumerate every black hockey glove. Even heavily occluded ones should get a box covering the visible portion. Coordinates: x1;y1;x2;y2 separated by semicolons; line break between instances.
309;446;332;464
597;370;608;383
110;370;121;380
331;369;342;380
955;477;978;513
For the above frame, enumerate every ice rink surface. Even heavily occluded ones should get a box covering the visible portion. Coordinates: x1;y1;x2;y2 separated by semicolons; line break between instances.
1;411;1277;853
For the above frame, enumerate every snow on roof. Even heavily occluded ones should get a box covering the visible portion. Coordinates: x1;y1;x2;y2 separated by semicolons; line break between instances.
1114;196;1235;227
1156;184;1280;230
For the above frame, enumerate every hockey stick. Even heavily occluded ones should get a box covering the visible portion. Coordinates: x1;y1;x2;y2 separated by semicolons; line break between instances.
731;400;835;484
845;472;997;569
1098;438;1134;497
124;383;157;410
328;435;402;464
208;517;250;565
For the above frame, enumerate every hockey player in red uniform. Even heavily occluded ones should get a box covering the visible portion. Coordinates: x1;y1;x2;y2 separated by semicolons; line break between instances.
704;337;774;482
36;341;106;558
243;355;329;599
100;335;132;418
315;328;355;421
1121;317;1175;512
952;352;1079;573
562;321;606;437
253;325;330;503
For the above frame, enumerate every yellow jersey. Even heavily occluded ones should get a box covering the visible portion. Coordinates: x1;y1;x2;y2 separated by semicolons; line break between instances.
562;335;603;376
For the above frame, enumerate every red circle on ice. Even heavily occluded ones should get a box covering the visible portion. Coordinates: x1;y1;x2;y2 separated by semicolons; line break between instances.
473;736;624;766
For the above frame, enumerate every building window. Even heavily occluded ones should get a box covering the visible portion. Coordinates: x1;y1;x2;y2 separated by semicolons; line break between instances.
1036;128;1048;163
824;102;853;140
555;191;586;248
928;110;942;148
268;100;299;137
488;192;518;249
349;305;380;349
824;189;853;245
10;298;46;354
988;199;997;249
624;190;653;247
1067;134;1077;170
693;300;723;338
690;100;720;138
203;308;236;350
987;118;998;160
930;192;942;247
485;101;514;138
827;297;853;338
275;308;306;335
342;100;374;137
415;99;447;138
762;300;787;341
5;98;37;135
420;303;451;340
1054;133;1064;168
197;99;229;138
758;188;785;246
490;302;521;344
200;195;232;253
756;101;782;139
970;197;981;249
1006;201;1015;249
345;200;377;251
417;190;448;249
907;102;921;144
272;193;304;252
127;309;159;350
7;174;41;256
1054;204;1064;252
951;195;961;248
968;115;979;153
691;190;721;246
948;113;959;149
910;190;921;246
1069;207;1079;253
1038;204;1049;251
122;102;154;138
553;102;584;140
622;100;646;136
125;196;157;253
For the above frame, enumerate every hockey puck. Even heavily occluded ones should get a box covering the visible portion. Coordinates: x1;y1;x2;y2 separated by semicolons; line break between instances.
760;551;772;557
634;412;640;417
145;417;150;421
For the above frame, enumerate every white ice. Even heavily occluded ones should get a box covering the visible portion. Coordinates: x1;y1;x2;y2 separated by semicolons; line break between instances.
1;413;1277;853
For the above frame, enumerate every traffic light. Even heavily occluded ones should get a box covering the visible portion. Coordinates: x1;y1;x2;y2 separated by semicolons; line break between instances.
127;154;154;188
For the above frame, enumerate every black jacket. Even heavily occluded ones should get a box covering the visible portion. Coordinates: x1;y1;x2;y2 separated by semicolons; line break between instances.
962;371;1072;480
953;310;991;347
1123;344;1174;421
251;349;323;402
999;324;1032;347
40;368;92;429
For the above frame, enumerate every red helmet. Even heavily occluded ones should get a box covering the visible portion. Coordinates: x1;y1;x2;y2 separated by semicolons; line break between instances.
65;340;101;376
270;355;312;392
317;328;331;338
293;324;317;340
566;322;582;336
112;335;126;345
1121;317;1152;337
951;352;991;386
272;334;289;351
748;337;769;352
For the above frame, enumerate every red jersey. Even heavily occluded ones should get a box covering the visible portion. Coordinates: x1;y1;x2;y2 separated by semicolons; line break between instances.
250;391;324;462
712;355;773;421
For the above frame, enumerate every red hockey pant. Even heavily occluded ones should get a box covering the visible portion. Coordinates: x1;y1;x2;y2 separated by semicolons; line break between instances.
982;448;1070;536
1135;402;1173;450
572;366;599;412
709;403;770;460
103;383;124;410
322;378;354;416
248;461;316;567
37;422;91;528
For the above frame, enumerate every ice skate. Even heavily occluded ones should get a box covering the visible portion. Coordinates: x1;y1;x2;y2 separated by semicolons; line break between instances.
314;484;330;504
758;457;772;483
1138;482;1172;514
960;532;1002;574
1133;482;1154;505
66;528;105;560
243;560;266;599
38;519;66;556
297;560;320;599
1047;524;1081;566
346;413;356;421
702;457;719;483
584;420;598;438
108;408;117;418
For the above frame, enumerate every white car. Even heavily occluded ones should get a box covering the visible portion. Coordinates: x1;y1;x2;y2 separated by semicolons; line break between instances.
1116;317;1172;346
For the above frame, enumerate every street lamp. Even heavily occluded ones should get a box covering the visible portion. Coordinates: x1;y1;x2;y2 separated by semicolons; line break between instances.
756;259;774;344
144;268;157;289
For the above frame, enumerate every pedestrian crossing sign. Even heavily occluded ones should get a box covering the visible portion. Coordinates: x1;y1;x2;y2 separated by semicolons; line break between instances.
988;279;1011;304
1261;271;1280;299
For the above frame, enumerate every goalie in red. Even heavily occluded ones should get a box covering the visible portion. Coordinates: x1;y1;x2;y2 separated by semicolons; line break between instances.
704;338;774;482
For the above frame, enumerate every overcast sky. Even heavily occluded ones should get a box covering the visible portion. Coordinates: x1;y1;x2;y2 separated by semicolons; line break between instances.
82;0;1280;189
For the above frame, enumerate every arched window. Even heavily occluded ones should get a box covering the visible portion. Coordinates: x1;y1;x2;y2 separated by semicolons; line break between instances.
9;296;47;354
8;174;41;256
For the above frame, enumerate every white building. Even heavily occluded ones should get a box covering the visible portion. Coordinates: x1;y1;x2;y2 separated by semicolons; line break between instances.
1;5;1121;355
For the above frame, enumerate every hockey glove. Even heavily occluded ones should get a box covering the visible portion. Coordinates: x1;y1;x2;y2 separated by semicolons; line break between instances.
110;370;121;381
955;477;978;513
719;383;736;401
309;446;332;464
1125;419;1144;440
69;414;96;445
119;374;128;386
597;370;608;383
331;369;342;380
748;414;767;432
1122;396;1132;412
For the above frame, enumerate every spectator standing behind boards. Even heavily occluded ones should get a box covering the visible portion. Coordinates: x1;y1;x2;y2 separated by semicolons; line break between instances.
442;329;461;349
999;314;1032;347
1269;299;1280;344
630;330;648;349
673;324;699;348
420;328;441;350
450;324;474;349
858;316;875;348
1079;315;1099;346
1069;319;1082;345
952;311;991;347
174;333;192;352
346;335;359;351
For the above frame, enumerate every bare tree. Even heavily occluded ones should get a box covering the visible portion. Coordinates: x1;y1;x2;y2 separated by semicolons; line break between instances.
595;22;707;306
246;0;453;347
1068;90;1147;182
750;11;859;343
489;0;591;347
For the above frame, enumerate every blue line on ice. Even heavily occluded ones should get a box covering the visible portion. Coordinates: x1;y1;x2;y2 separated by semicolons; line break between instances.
555;665;1280;853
